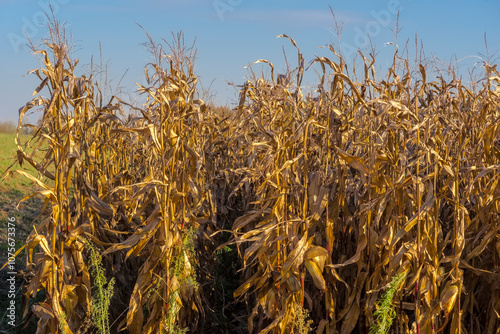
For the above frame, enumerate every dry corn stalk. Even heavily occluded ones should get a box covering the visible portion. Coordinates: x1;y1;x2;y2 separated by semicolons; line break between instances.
3;21;500;334
227;35;500;333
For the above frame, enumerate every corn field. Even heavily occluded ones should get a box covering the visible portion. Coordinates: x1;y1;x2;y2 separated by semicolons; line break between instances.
3;21;500;334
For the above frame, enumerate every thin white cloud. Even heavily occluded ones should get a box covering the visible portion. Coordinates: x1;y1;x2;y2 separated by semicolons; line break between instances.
226;9;368;28
70;3;135;13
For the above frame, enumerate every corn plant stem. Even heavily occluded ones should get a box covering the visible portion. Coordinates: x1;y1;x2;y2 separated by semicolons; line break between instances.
302;121;309;226
433;159;439;331
160;97;170;320
454;131;462;334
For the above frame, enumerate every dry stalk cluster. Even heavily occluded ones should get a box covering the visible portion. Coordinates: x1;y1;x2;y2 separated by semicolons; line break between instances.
4;24;500;334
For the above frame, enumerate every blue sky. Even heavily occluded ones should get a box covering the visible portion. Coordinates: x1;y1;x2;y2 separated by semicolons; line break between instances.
0;0;499;122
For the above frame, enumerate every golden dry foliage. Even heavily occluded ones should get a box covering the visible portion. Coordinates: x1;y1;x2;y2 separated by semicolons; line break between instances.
4;23;215;334
227;35;500;333
3;22;500;334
